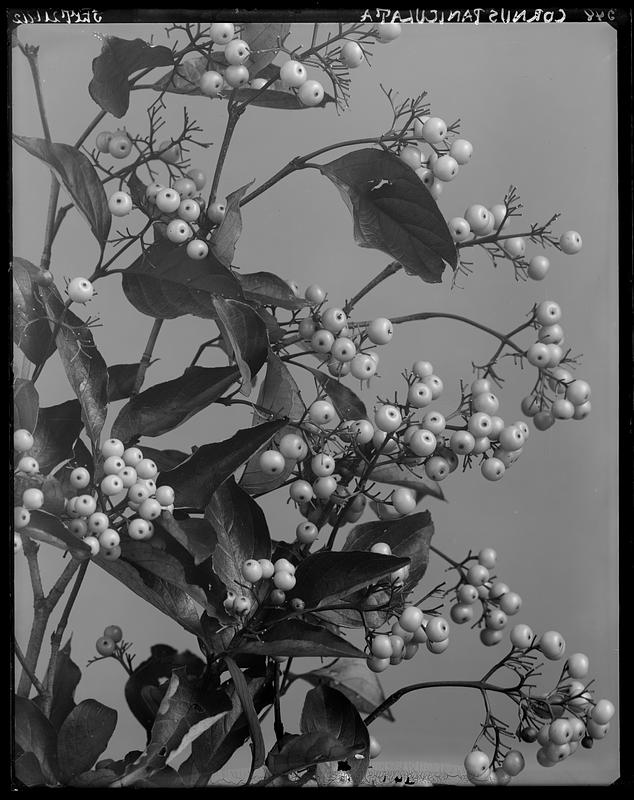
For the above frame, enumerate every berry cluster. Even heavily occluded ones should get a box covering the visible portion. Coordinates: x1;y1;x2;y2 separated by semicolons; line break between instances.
366;568;451;673
102;164;213;259
13;428;41;553
293;285;393;381
464;748;526;787
521;301;592;430
517;650;615;770
198;23;328;105
447;547;524;644
14;434;176;562
462;639;614;783
399;114;473;201
95;624;123;657
223;557;300;618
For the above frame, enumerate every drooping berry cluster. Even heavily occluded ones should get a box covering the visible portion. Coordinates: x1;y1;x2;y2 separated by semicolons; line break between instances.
521;301;591;431
446;547;524;645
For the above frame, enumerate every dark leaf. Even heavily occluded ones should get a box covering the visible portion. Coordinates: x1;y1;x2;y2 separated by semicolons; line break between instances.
159;512;217;567
126;172;148;210
12;257;57;366
135;765;185;788
13;136;111;249
33;638;82;731
57;699;117;782
206;477;271;599
212;298;268;393
200;613;239;656
240;352;305;495
211;182;254;267
111;365;239;442
307;367;368;420
225;656;265;778
89;36;174;117
124;646;206;741
242;22;290;78
14;751;47;787
69;768;119;787
13;378;39;434
14;695;59;785
135;446;188;472
122;239;242;319
266;731;352;776
156;419;286;508
320;149;457;282
366;461;446;503
289;550;409;608
180;674;272;784
301;685;370;785
253;306;284;343
234;619;366;659
343;510;435;596
30;399;82;475
117;668;227;784
22;510;92;559
106;539;207;605
93;552;203;635
39;287;108;451
237;271;308;310
298;657;394;721
107;363;142;402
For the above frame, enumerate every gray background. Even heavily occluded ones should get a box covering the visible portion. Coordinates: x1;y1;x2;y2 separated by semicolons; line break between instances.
13;19;618;784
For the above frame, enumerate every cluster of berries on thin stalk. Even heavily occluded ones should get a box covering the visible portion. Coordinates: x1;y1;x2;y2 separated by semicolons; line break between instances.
445;547;524;643
88;625;136;675
222;557;300;619
366;544;450;672
463;645;615;784
197;21;403;111
429;544;615;784
521;300;592;431
13;432;176;561
448;185;584;285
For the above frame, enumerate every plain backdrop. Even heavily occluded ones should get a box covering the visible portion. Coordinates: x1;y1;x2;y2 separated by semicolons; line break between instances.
12;18;619;785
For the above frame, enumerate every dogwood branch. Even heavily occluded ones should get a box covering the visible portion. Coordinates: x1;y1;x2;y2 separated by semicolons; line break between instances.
41;560;90;716
364;679;521;727
131;317;164;396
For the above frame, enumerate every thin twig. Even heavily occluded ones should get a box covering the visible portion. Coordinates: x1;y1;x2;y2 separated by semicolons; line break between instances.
131;318;164;396
343;262;402;315
42;560;89;716
14;637;46;696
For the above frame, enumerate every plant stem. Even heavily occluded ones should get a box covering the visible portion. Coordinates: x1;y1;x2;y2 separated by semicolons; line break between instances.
131;318;164;396
209;102;244;204
74;110;107;149
40;180;60;271
18;42;60;271
14;636;46;697
355;312;526;357
273;662;284;743
364;679;517;727
41;560;89;716
16;546;81;697
343;261;402;315
240;133;412;208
